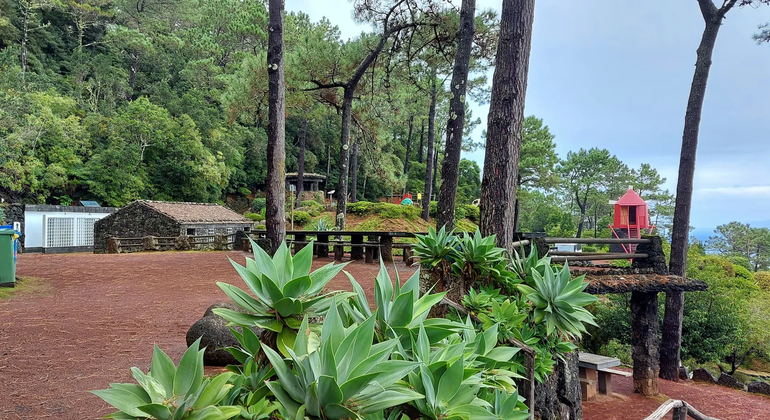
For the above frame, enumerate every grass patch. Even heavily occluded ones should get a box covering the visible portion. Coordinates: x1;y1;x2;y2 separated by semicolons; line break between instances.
353;216;384;232
455;218;478;233
0;276;50;300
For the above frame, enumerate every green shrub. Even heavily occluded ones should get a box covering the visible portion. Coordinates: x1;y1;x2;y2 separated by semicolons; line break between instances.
726;256;752;271
238;187;252;197
301;200;322;209
347;201;375;215
429;201;437;217
463;204;479;222
245;212;264;222
251;198;266;212
292;211;311;225
755;271;770;290
379;203;420;220
733;264;755;283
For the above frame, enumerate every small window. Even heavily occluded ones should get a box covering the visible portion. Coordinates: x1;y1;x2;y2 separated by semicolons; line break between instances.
208;228;215;235
186;228;196;235
226;227;233;234
244;226;250;232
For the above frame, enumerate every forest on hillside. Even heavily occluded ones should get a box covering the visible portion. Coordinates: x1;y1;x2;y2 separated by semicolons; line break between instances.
0;0;674;237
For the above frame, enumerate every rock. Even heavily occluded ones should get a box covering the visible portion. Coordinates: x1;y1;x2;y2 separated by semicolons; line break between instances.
186;303;263;366
717;373;744;390
748;381;770;396
679;366;690;380
186;316;239;366
203;302;245;318
531;349;582;420
692;368;717;384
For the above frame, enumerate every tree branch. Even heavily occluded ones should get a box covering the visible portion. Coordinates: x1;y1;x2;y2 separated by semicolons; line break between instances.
303;80;347;91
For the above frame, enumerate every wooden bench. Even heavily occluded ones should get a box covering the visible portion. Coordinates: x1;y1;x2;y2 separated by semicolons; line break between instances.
578;352;627;400
392;243;416;266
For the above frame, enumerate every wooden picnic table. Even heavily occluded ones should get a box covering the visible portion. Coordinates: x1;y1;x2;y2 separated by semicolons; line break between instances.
285;230;425;263
578;352;631;400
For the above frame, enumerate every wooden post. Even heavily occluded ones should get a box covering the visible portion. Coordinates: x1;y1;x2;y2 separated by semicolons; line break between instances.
350;233;364;260
317;234;329;258
631;291;660;396
293;233;306;254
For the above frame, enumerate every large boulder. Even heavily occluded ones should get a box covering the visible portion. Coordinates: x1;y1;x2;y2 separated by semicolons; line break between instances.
748;381;770;396
717;373;744;390
692;368;717;384
186;302;262;366
679;366;690;381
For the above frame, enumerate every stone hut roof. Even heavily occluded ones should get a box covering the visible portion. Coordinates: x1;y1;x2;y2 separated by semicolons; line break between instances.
137;200;251;225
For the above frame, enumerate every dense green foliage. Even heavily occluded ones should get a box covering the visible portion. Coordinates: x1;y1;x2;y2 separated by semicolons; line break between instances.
586;246;770;373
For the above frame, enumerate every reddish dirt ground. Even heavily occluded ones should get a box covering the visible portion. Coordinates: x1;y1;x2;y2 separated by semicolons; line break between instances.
1;251;416;419
582;368;770;419
3;251;770;419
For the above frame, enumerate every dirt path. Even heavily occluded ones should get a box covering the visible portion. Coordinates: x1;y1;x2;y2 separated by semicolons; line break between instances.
4;251;769;419
582;368;770;419
0;251;416;419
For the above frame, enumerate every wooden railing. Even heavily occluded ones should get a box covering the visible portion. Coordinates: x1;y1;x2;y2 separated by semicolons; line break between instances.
644;400;720;420
544;237;652;263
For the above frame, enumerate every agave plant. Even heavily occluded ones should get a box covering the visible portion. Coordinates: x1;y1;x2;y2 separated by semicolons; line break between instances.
214;240;350;355
413;226;459;269
92;339;241;420
344;260;466;347
453;229;509;283
221;327;274;408
403;323;528;420
516;263;598;338
262;303;423;419
509;244;550;287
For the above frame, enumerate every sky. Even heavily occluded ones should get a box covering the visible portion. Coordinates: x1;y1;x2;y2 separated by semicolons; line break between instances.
288;0;770;236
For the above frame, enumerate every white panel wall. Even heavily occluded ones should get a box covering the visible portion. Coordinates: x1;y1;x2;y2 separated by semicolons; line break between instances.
24;211;110;248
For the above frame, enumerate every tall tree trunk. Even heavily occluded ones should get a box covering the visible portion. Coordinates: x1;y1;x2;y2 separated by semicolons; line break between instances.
296;117;307;207
422;77;438;221
662;1;726;381
335;87;355;230
403;116;414;174
403;116;414;195
418;119;425;163
265;0;286;253
326;122;332;197
129;50;139;90
436;0;476;230
479;0;535;251
350;141;358;203
432;146;439;203
21;8;28;83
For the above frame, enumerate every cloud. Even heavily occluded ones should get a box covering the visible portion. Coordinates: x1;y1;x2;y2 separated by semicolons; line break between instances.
698;185;770;197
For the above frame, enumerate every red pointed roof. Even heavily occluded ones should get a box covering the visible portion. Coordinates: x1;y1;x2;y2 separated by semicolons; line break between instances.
616;188;646;206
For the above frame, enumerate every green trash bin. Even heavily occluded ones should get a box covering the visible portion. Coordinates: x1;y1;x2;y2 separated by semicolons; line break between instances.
0;228;17;287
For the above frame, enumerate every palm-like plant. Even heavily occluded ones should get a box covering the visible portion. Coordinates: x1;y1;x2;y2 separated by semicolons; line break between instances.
453;230;509;283
92;339;241;420
413;226;459;269
262;304;423;419
214;240;350;355
344;260;466;347
516;263;598;338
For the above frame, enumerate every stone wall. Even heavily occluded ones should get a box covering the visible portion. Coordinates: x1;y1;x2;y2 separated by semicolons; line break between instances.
94;203;181;253
533;350;583;420
3;204;24;249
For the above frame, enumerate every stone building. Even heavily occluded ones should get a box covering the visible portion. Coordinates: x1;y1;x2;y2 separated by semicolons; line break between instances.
93;200;252;253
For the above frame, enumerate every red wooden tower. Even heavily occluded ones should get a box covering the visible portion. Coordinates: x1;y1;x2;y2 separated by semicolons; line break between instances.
610;187;652;253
